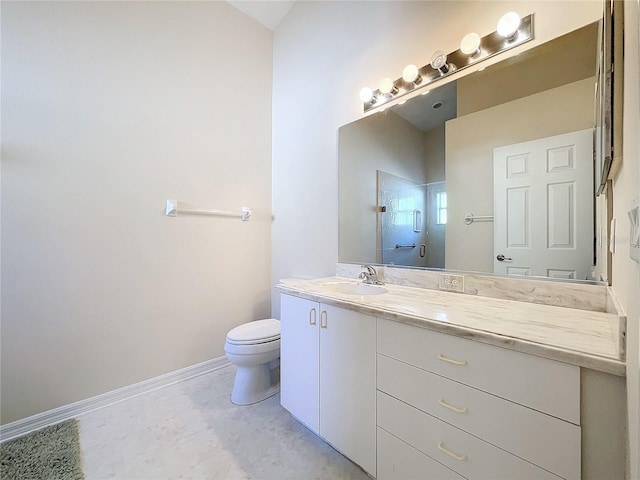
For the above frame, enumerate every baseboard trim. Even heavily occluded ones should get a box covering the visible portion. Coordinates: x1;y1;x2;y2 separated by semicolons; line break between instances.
0;356;231;442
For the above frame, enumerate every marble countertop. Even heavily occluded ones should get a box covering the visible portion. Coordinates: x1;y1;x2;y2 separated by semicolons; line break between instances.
277;276;625;376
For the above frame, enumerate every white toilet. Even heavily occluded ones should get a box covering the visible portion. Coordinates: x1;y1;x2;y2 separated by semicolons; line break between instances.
224;318;281;405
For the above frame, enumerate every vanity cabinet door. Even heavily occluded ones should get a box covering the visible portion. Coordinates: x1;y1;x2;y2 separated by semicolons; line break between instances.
319;303;376;477
281;294;376;476
280;294;319;434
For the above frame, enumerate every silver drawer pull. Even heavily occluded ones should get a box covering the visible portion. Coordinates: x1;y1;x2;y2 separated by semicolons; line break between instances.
439;398;468;414
309;308;317;326
438;441;467;461
437;353;468;366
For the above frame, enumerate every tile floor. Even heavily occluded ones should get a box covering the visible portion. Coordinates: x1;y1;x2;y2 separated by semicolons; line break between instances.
79;365;369;479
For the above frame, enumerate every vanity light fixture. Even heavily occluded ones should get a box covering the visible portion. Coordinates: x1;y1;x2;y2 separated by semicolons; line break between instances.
358;12;533;112
379;77;398;96
460;32;481;57
430;50;453;75
402;64;422;85
497;11;521;40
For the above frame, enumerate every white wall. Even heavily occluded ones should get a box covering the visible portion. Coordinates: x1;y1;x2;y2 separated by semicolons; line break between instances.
1;1;273;424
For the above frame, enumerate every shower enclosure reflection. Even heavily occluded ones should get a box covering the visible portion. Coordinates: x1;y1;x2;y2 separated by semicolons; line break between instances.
377;171;445;268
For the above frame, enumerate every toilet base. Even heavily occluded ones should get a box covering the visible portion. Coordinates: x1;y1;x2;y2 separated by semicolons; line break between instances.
230;361;280;406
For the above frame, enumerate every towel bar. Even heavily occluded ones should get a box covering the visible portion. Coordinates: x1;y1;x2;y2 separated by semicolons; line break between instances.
464;213;493;225
165;199;251;221
395;243;416;249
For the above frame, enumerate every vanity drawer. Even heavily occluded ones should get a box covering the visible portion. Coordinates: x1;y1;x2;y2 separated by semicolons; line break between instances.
377;392;562;480
377;318;580;424
378;354;581;480
377;427;464;480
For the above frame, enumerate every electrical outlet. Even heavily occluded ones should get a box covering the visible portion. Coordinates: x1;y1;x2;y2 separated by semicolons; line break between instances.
439;273;464;293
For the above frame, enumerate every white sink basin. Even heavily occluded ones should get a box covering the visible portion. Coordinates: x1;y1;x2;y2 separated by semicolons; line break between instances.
323;282;388;296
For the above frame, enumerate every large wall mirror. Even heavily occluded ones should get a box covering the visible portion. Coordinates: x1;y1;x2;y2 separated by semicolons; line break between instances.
339;19;611;283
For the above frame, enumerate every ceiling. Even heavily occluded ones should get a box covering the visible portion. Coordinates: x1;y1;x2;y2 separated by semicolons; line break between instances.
226;0;296;31
392;81;458;133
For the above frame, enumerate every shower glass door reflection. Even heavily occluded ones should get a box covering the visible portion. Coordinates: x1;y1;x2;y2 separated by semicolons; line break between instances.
377;170;445;268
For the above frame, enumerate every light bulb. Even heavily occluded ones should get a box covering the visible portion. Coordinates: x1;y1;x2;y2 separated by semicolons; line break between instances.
359;87;374;103
497;12;521;39
430;50;451;75
379;77;397;95
460;32;481;56
430;50;447;69
402;64;421;84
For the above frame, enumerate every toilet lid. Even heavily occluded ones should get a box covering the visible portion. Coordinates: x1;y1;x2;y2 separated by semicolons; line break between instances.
226;318;281;344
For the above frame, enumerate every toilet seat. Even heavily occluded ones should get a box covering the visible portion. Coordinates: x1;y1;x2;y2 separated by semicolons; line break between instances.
224;338;281;356
226;336;280;346
226;318;280;345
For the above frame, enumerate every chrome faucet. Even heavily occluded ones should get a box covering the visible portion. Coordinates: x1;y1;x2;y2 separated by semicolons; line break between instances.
359;265;384;285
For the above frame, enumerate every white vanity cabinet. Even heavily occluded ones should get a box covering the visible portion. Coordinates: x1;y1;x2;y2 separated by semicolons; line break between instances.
280;294;376;476
376;318;581;480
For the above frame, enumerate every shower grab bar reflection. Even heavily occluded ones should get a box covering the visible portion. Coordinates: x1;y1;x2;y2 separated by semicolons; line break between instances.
464;213;493;225
395;243;416;249
165;199;251;221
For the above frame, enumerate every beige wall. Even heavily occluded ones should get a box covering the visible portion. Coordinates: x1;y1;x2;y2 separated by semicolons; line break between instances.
457;21;598;117
618;1;640;476
445;78;595;273
1;1;273;424
424;125;446;184
338;112;427;264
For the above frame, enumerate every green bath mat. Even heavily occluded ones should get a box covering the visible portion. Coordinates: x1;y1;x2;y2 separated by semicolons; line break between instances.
0;419;84;479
